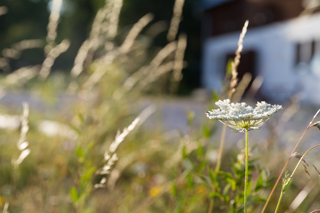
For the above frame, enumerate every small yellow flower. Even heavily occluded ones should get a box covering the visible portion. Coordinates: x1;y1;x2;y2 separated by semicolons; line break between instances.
0;196;6;206
149;185;162;197
196;185;206;194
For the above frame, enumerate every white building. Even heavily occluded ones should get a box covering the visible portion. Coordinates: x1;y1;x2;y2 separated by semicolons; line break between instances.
201;0;320;104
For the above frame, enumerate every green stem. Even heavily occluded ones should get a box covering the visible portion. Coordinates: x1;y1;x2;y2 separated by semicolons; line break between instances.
274;144;320;213
215;125;227;173
274;189;284;213
244;129;249;213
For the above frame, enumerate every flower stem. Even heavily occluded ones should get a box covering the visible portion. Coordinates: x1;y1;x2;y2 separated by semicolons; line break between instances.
244;128;249;213
215;125;226;173
274;189;284;213
274;144;320;213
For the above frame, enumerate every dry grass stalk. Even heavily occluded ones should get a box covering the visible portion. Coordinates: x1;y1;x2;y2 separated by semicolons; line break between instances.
167;0;185;41
232;72;252;102
14;103;30;166
312;164;320;175
170;33;187;93
120;13;154;54
292;152;309;166
291;152;320;177
39;39;70;79
289;181;315;212
45;0;63;54
2;40;43;59
94;118;140;188
71;0;123;75
95;105;156;188
0;40;43;73
228;20;248;99
91;2;111;38
70;39;99;80
2;202;9;213
107;0;123;38
131;61;176;92
76;13;154;95
246;75;263;97
80;59;113;92
80;45;122;94
0;6;7;16
5;65;40;85
113;41;177;99
150;41;177;67
68;0;124;92
145;21;168;38
139;61;186;91
70;6;108;80
300;0;320;16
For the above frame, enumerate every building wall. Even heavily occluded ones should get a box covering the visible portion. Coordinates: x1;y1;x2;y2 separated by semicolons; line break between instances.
203;0;304;38
202;13;320;104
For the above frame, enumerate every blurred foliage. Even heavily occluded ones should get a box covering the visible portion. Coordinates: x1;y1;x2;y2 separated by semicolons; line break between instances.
0;0;201;93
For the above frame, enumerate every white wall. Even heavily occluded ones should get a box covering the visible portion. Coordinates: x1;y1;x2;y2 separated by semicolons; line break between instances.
202;13;320;104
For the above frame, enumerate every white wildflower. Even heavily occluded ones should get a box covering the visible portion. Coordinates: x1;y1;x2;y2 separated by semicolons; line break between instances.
206;99;282;132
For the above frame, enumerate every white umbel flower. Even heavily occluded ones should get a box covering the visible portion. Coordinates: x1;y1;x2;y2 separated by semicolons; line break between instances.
206;99;282;132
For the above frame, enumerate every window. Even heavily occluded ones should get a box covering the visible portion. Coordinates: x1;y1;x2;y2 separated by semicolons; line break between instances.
295;40;320;75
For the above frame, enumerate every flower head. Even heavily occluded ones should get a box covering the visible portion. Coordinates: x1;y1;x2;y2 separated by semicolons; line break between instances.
206;99;282;132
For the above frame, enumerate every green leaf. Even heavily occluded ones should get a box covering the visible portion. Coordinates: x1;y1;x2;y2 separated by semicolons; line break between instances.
225;58;233;77
199;161;208;173
219;171;236;190
69;123;81;136
181;145;187;158
186;174;194;188
80;167;96;183
171;183;177;197
69;187;78;203
199;175;210;185
84;141;95;156
76;146;84;160
211;90;220;102
197;143;204;157
254;172;264;192
82;208;94;213
203;125;211;138
251;197;266;202
186;110;195;126
247;181;252;197
77;113;84;124
210;192;224;201
224;194;230;203
222;183;231;196
209;170;216;183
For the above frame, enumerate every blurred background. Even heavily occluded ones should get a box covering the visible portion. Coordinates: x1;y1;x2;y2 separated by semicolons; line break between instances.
202;0;320;104
2;0;320;102
0;0;202;94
